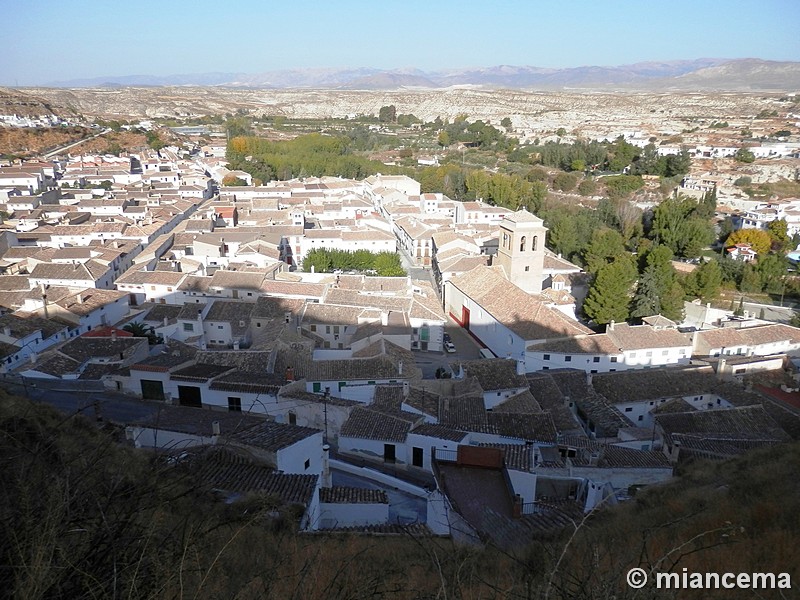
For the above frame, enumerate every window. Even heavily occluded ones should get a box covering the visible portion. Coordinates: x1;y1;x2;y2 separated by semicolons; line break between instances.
519;236;526;251
564;356;572;362
637;415;644;421
256;322;261;328
183;323;194;332
217;325;223;329
227;397;241;412
646;351;652;357
532;236;538;251
543;354;550;361
662;349;668;356
304;459;310;470
310;324;316;332
610;356;618;363
593;356;600;363
333;325;340;334
289;412;297;425
624;407;633;412
590;369;597;373
524;266;530;271
326;326;331;334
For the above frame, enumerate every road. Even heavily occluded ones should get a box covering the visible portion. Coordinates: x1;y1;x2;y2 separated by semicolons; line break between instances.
44;128;112;159
414;316;483;378
1;378;161;423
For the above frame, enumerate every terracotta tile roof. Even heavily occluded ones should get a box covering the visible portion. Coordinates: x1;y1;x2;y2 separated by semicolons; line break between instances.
260;280;326;298
171;363;233;382
131;405;266;436
178;447;317;504
590;366;717;404
209;269;265;290
116;269;186;286
542;252;581;272
527;334;620;354
130;342;198;372
228;419;320;451
448;265;592;341
462;358;528;392
0;312;67;339
340;407;418;442
58;336;146;364
320;486;388;504
477;443;534;472
656;405;792;447
410;423;468;442
607;323;691;351
493;389;542;414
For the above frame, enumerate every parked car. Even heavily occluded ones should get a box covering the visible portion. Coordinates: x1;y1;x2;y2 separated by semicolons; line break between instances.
444;341;457;353
443;333;452;343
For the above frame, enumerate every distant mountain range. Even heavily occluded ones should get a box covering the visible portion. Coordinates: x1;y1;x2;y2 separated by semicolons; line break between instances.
46;59;800;91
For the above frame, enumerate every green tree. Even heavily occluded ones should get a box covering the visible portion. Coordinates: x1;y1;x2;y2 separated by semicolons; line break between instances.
379;105;397;123
122;321;160;345
693;260;723;302
632;245;684;321
583;257;637;324
603;175;644;199
569;159;586;172
552;171;578;192
767;218;790;254
437;130;450;147
735;148;756;163
302;248;333;273
583;228;627;275
372;252;405;276
740;263;762;293
757;254;786;293
577;179;597;196
500;117;512;130
652;196;714;258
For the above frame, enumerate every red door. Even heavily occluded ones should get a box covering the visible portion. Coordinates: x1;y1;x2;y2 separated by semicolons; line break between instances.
462;306;470;330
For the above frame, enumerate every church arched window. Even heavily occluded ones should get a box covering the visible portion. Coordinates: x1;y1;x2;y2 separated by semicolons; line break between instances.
519;236;526;252
532;236;538;251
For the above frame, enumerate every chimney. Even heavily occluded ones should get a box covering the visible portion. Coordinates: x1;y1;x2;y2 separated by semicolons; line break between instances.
212;420;221;436
76;293;83;304
29;352;37;365
669;441;681;464
398;360;403;376
321;444;332;488
586;372;593;386
607;320;615;332
717;357;726;380
111;330;117;341
163;316;169;328
2;326;10;337
285;366;294;382
516;359;525;375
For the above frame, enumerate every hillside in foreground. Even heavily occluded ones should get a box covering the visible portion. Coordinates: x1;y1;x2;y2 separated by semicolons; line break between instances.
0;391;797;599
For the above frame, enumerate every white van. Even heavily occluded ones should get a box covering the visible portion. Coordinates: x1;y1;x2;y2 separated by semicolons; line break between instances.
479;348;495;359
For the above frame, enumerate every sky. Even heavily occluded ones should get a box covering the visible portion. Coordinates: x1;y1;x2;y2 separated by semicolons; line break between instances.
1;0;799;85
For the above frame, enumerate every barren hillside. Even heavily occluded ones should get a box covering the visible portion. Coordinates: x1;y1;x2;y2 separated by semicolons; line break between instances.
18;87;787;135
